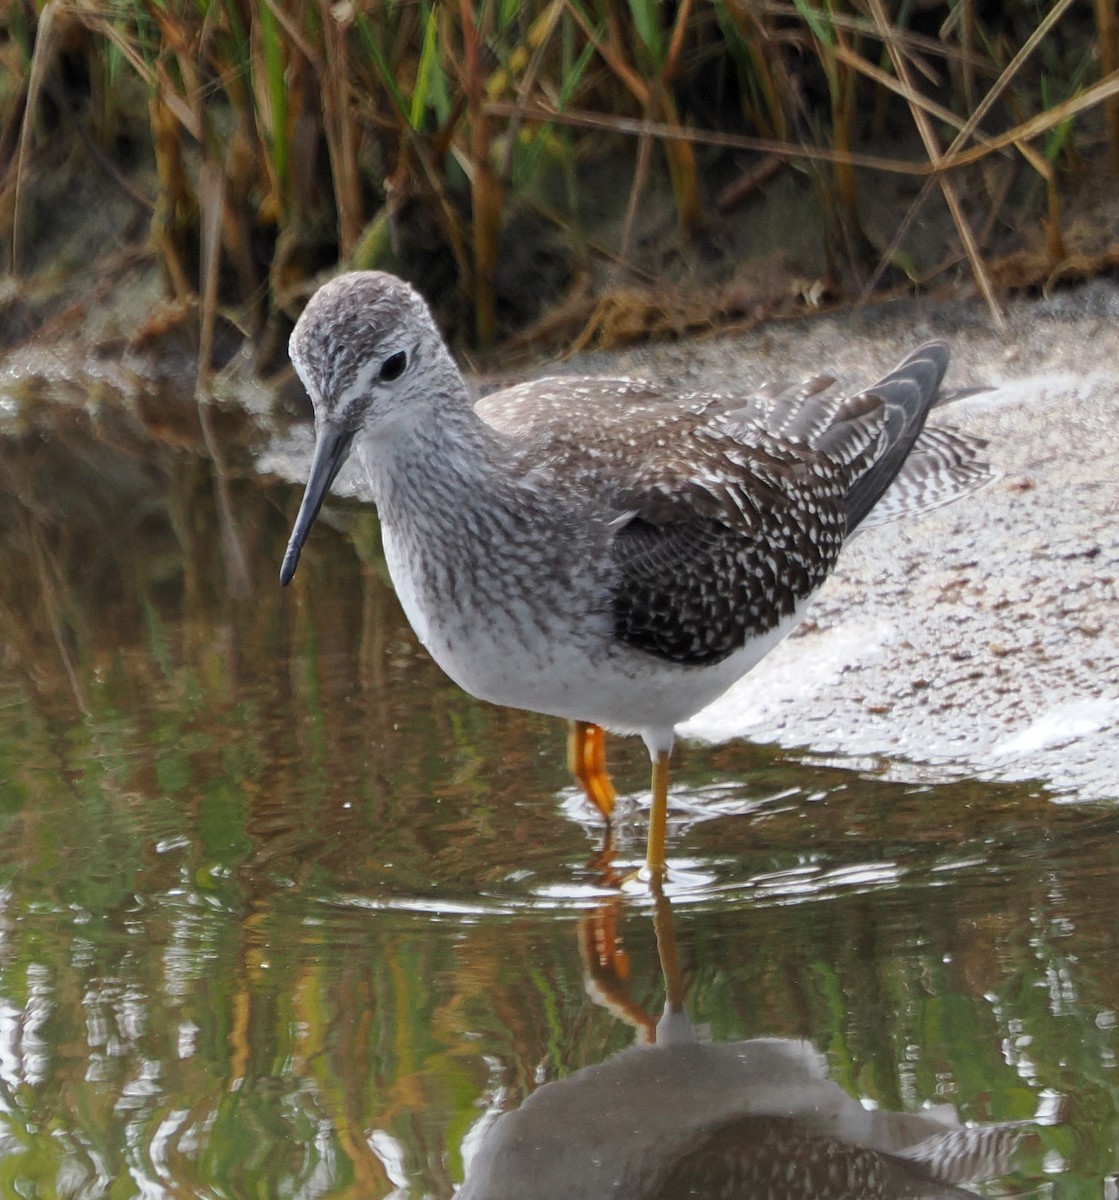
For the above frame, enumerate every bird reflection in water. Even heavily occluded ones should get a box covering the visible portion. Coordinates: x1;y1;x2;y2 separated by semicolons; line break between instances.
458;880;1024;1199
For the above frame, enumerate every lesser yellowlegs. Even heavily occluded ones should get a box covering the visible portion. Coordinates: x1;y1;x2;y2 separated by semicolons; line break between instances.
280;271;990;876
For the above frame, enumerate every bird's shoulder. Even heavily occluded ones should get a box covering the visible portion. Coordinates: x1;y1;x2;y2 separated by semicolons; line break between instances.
475;375;710;444
475;373;849;504
476;372;851;435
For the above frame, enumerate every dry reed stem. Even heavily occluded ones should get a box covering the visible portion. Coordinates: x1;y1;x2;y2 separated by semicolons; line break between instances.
149;90;194;301
927;0;1081;169
494;83;1119;181
10;0;62;275
860;0;1080;302
8;0;1119;340
459;0;501;345
866;0;1004;328
499;76;1119;180
759;1;997;71
940;71;1119;170
1095;0;1119;172
716;152;784;213
860;65;1119;298
832;42;1010;161
827;21;861;252
663;0;694;86
957;0;978;114
262;0;320;68
657;0;702;231
620;124;654;265
712;3;785;141
575;0;702;234
83;12;202;140
196;162;223;387
496;0;565;180
320;2;363;256
485;100;933;173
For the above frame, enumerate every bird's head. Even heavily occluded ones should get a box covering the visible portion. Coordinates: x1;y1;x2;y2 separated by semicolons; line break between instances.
280;271;454;586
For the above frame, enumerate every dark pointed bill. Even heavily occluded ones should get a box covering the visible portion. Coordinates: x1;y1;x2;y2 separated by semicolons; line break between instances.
279;422;356;586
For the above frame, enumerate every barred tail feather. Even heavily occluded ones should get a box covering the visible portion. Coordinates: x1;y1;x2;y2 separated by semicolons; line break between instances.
897;1124;1023;1187
858;425;996;530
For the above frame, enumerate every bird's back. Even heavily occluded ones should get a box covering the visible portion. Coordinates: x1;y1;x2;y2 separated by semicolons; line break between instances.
476;343;986;529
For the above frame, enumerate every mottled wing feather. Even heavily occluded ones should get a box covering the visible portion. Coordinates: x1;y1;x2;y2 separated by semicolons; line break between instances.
603;351;949;665
647;1114;990;1200
732;374;841;442
474;343;986;668
480;379;852;666
610;445;847;665
476;377;712;436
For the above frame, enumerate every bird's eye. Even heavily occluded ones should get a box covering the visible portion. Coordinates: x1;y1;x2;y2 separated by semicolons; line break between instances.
379;350;408;382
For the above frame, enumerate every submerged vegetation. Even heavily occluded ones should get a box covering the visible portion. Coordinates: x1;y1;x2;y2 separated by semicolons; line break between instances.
2;0;1118;356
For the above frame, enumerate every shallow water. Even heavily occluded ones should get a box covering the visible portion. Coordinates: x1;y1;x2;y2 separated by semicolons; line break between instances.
0;375;1116;1197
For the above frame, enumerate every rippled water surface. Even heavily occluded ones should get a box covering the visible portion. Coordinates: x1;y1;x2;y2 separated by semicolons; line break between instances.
0;379;1116;1197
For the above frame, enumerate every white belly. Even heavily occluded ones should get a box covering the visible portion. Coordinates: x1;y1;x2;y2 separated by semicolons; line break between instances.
383;519;809;740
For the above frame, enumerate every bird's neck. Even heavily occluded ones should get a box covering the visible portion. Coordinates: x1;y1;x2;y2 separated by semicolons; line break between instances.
358;386;520;527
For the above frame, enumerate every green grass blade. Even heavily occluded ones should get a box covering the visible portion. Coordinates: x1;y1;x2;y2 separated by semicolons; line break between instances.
627;0;664;66
410;4;440;131
256;0;288;189
353;13;409;122
791;0;835;48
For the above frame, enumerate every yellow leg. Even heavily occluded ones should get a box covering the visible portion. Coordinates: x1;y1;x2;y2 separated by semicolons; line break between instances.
645;749;670;878
567;721;616;821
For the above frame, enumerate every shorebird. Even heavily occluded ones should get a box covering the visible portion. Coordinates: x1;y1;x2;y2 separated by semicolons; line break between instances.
459;1002;1017;1199
280;271;989;877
